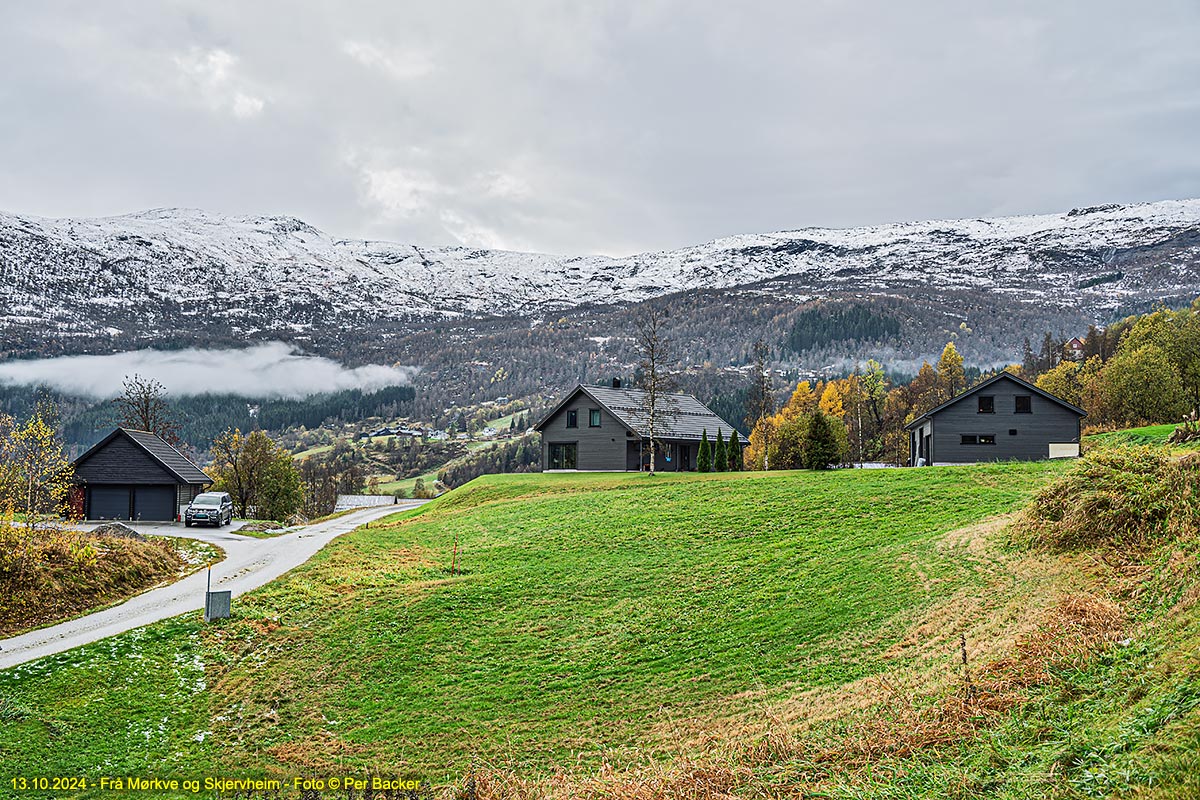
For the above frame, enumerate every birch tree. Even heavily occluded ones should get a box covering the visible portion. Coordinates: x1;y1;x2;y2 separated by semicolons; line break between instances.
634;304;677;475
0;407;73;520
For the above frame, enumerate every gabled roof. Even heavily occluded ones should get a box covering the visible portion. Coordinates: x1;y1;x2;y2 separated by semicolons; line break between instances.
534;384;741;441
904;372;1086;431
74;428;211;485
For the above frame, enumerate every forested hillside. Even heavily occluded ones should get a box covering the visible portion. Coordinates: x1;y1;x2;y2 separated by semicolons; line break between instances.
0;384;415;455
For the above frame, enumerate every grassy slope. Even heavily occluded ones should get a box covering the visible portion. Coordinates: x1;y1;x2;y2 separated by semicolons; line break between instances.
375;469;438;495
1;463;1065;795
376;437;507;494
1086;423;1183;447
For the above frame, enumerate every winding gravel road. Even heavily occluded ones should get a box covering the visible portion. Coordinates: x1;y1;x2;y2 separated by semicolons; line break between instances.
0;502;426;670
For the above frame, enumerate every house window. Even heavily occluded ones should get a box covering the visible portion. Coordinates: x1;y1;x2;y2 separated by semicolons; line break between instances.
548;442;578;470
589;409;601;427
1014;395;1032;414
566;410;578;428
961;434;996;445
1009;429;1018;436
978;396;995;414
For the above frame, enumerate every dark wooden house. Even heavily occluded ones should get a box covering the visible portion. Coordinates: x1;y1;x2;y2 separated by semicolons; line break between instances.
905;373;1085;466
71;428;211;521
534;381;742;471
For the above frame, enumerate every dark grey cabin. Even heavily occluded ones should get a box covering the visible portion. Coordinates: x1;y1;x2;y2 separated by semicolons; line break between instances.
533;381;742;472
71;428;211;521
905;373;1085;466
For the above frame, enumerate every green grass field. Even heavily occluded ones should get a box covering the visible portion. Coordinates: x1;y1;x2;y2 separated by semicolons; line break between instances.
374;468;439;495
0;465;1060;787
3;457;1198;798
1086;422;1187;447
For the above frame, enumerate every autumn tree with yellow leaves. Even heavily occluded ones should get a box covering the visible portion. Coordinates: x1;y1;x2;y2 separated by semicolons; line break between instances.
0;405;74;520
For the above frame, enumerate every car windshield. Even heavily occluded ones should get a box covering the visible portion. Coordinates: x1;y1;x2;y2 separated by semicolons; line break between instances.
193;497;221;507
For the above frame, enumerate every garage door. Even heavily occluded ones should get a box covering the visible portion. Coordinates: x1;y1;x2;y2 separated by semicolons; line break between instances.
134;485;177;521
89;486;132;520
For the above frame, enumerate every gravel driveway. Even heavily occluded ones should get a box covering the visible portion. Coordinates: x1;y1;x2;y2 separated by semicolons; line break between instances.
0;502;427;670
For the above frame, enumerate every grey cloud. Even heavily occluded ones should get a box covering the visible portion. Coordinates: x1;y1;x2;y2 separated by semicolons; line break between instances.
0;343;418;399
0;1;1198;256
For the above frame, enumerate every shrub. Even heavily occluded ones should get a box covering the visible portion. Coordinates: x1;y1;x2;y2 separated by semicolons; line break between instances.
1016;446;1199;550
0;519;182;635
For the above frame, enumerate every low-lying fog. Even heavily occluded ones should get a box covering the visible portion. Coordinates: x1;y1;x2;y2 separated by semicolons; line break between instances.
0;342;418;399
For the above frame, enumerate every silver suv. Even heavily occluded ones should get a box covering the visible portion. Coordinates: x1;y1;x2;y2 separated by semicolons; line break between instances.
185;492;234;527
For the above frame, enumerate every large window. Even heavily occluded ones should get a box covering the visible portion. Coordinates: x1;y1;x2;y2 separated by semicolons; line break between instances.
978;396;995;414
961;434;996;445
566;410;578;428
548;442;578;470
1014;395;1032;414
589;409;601;427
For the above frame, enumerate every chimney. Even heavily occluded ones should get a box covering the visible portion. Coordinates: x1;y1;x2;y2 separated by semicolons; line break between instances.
612;377;622;389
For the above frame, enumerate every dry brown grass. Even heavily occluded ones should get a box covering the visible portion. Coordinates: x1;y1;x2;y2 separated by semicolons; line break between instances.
824;591;1122;764
1016;447;1200;552
266;731;368;770
0;521;183;635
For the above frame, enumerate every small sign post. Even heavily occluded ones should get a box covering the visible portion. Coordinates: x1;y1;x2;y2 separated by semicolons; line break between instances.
204;568;231;622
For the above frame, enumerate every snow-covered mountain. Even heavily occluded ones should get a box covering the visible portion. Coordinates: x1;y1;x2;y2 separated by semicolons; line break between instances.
2;199;1198;355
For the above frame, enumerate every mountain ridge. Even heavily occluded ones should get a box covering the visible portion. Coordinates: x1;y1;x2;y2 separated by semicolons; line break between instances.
2;198;1199;359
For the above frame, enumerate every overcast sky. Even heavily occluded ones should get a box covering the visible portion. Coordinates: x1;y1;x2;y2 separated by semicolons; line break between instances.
1;2;1198;256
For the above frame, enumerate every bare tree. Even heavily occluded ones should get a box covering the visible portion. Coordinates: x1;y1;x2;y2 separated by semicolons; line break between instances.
746;340;775;470
114;374;180;444
634;304;678;475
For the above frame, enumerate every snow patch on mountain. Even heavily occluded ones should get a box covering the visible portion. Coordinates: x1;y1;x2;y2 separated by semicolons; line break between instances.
1;199;1198;348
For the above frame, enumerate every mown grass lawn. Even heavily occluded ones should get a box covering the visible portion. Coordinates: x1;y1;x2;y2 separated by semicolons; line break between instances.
0;463;1065;795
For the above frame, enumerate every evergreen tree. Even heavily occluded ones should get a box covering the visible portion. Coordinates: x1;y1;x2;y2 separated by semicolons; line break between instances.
1083;325;1104;360
726;430;742;471
713;428;726;472
1039;332;1058;373
801;411;842;470
1021;338;1038;379
697;429;712;472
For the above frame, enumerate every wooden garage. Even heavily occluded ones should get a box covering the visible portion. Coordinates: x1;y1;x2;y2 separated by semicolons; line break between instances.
71;428;211;521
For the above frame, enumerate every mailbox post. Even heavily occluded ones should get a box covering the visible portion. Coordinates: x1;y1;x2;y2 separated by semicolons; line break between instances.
204;568;231;622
